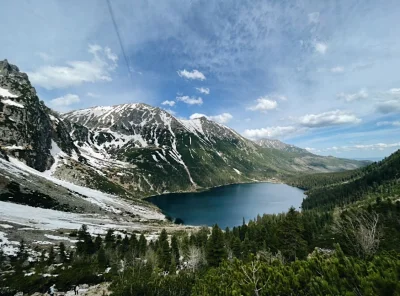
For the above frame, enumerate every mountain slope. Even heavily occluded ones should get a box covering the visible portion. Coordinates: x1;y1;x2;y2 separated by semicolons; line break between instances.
255;138;310;154
292;149;400;210
0;59;78;171
0;59;369;203
62;104;369;197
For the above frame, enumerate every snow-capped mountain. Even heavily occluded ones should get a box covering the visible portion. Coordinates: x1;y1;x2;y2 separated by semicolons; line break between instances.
255;138;310;154
0;59;369;206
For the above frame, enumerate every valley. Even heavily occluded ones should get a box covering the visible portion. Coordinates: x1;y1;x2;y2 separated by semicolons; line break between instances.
1;59;399;295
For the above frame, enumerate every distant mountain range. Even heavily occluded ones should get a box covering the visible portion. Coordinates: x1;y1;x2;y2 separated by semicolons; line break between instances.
254;138;311;154
0;59;370;212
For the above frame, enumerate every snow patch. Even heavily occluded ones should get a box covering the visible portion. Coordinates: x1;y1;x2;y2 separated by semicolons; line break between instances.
233;168;242;175
3;145;24;150
1;98;24;108
1;157;164;221
0;231;19;256
0;86;18;98
0;224;13;229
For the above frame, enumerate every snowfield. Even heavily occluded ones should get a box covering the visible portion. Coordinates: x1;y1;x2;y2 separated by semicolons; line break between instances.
0;201;156;235
0;154;166;249
1;156;164;220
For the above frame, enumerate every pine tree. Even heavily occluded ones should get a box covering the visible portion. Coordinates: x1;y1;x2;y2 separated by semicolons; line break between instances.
171;234;180;263
206;224;227;267
97;247;108;269
105;229;115;248
278;207;308;260
232;237;242;258
59;242;67;263
138;233;147;256
94;235;103;251
157;229;171;270
48;246;55;264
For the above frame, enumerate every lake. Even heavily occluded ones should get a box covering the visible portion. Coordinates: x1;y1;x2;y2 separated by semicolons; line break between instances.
147;182;305;228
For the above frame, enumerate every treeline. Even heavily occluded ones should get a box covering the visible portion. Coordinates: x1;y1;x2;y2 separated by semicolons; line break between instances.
2;198;400;295
287;169;363;190
296;150;400;210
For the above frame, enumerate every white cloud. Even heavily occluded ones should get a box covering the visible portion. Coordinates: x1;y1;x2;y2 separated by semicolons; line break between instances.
374;88;400;113
87;92;100;98
308;12;320;24
36;52;53;62
177;69;206;80
376;120;400;127
337;89;368;102
49;94;80;106
299;110;361;127
196;87;210;95
248;97;278;111
161;100;176;107
324;142;400;152
190;112;233;124
176;95;203;105
209;113;233;123
189;113;207;120
315;42;328;54
164;108;176;115
28;45;118;89
104;47;118;63
243;126;297;139
330;66;344;73
388;88;400;94
376;100;400;113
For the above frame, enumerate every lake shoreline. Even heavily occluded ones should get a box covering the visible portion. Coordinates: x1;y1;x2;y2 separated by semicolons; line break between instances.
144;177;285;200
147;182;305;228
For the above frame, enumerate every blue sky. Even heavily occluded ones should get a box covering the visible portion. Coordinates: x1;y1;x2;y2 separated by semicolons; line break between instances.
1;0;400;159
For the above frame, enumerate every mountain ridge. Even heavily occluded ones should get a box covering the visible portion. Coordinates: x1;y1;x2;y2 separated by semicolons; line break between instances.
0;59;369;205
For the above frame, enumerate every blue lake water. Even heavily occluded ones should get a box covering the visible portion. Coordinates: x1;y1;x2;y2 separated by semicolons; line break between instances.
148;182;305;228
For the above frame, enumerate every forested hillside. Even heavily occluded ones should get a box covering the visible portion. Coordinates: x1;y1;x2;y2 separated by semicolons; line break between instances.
290;149;400;210
1;150;399;295
2;195;400;295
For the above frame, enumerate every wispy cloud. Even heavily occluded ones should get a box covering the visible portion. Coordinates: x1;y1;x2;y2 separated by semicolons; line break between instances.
337;89;368;102
87;92;100;98
330;66;345;73
161;100;175;107
376;120;400;127
298;110;361;127
308;12;320;24
28;45;118;89
177;69;206;80
324;142;400;152
190;112;233;124
375;88;400;113
243;126;297;139
49;94;80;107
248;97;278;111
195;87;210;95
314;42;328;54
376;100;400;113
164;108;176;115
176;95;203;105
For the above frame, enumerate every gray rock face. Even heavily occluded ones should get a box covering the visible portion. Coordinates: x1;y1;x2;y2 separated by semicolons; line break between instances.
0;60;370;199
0;60;77;171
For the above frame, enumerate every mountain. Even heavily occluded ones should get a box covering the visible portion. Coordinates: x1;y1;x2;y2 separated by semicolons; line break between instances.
255;138;310;154
0;59;369;205
0;59;78;172
289;149;400;210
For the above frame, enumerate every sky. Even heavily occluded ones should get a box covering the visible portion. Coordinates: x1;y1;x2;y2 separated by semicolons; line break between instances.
1;0;400;160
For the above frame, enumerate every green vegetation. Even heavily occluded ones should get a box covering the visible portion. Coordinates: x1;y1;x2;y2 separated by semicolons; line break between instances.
289;150;400;210
1;150;399;295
